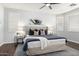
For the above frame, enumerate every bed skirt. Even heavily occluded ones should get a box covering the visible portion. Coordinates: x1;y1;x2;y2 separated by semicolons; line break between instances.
26;44;67;55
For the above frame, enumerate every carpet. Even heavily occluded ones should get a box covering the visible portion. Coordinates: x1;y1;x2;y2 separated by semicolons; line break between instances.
0;43;16;56
14;44;79;56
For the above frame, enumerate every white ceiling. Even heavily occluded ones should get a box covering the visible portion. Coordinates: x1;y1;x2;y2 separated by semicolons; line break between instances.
2;3;79;14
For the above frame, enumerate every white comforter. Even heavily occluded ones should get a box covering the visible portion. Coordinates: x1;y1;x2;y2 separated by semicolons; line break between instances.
24;36;48;50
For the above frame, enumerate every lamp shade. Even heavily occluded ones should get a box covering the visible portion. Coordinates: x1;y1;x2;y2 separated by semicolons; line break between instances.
16;30;26;37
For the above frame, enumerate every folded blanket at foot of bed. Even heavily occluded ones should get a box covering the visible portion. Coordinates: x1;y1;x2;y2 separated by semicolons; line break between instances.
23;38;39;51
23;36;48;51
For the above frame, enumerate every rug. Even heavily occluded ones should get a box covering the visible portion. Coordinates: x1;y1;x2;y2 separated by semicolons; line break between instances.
14;44;79;56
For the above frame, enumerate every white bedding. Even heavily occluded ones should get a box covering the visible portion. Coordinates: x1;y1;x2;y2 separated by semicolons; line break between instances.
24;36;48;50
28;39;66;48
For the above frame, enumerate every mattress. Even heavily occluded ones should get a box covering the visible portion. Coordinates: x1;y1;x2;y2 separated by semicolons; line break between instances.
28;39;66;48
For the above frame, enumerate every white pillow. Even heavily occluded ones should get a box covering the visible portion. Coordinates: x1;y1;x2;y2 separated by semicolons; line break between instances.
34;31;39;35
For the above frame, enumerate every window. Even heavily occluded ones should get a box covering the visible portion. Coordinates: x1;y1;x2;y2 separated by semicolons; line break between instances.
69;14;79;32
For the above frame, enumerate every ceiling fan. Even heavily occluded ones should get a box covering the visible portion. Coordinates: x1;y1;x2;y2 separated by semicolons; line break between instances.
40;3;60;10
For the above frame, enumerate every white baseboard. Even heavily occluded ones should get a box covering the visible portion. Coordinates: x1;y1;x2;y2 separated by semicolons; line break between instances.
0;41;15;47
0;43;4;46
68;40;79;44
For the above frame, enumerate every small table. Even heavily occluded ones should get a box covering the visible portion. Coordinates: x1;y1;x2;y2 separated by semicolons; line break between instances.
15;35;25;45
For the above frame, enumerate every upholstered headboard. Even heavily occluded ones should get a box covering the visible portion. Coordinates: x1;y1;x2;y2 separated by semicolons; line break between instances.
24;25;48;35
29;28;48;35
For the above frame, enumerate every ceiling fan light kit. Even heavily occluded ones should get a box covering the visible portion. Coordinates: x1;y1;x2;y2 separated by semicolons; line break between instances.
46;4;50;7
40;3;60;10
40;3;77;10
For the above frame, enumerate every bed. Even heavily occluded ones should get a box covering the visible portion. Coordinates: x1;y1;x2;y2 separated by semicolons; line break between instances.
23;35;67;55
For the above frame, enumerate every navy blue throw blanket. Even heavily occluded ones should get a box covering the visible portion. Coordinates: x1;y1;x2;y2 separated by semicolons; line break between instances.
23;39;40;51
23;35;67;51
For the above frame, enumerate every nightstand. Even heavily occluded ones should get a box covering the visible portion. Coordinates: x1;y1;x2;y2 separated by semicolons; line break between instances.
14;34;26;46
14;30;26;46
16;36;25;44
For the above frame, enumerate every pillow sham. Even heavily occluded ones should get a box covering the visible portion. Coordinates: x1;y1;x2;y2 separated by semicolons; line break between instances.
34;29;39;35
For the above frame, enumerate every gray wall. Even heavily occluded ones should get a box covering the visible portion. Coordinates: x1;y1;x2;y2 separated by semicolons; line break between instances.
0;4;4;46
4;8;56;43
56;8;79;43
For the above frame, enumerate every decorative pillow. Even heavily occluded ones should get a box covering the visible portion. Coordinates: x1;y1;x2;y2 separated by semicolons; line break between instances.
29;29;34;35
45;29;48;35
34;29;39;35
39;30;41;35
40;29;45;35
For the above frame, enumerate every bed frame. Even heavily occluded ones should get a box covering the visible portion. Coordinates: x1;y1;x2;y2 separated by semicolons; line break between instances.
24;25;67;55
26;43;67;55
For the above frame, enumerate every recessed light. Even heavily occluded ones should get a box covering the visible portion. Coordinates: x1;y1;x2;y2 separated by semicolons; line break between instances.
70;3;77;6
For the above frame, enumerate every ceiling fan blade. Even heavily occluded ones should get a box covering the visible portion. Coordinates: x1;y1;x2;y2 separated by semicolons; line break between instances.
50;3;60;5
49;6;52;9
40;4;46;9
